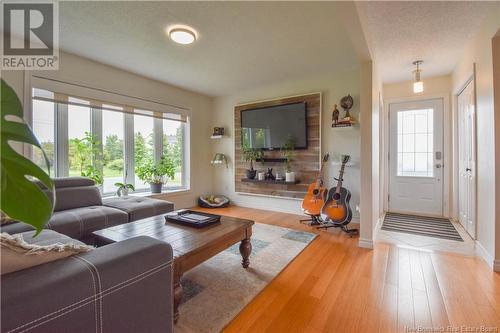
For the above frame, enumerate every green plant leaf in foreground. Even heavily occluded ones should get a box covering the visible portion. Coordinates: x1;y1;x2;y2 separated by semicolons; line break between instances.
1;79;54;235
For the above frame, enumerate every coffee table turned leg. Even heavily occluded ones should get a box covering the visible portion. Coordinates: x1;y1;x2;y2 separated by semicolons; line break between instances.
239;238;252;268
173;274;183;324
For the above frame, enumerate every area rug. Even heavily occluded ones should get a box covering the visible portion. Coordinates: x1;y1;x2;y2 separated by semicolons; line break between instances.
382;212;463;241
174;223;317;333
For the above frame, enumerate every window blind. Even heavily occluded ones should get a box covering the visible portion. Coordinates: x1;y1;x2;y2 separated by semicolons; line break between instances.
31;76;190;122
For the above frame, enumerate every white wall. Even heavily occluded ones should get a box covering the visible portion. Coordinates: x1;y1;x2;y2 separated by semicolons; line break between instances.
451;6;499;268
1;51;214;209
384;75;452;100
211;70;361;217
493;33;500;270
371;63;383;233
358;60;383;248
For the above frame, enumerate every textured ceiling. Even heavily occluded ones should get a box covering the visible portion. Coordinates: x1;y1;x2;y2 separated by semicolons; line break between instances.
59;1;359;97
356;1;496;83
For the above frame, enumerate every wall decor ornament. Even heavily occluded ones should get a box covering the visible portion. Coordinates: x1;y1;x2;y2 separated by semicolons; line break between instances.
211;153;229;168
212;127;225;136
265;168;275;181
340;94;354;119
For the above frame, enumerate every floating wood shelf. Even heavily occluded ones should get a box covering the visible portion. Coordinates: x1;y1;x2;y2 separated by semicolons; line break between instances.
260;157;286;163
332;122;356;128
241;178;300;185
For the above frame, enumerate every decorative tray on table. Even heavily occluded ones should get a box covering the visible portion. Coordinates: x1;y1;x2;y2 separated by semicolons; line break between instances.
164;209;221;228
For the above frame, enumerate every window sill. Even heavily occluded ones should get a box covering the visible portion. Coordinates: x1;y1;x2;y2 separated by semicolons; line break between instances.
103;188;191;199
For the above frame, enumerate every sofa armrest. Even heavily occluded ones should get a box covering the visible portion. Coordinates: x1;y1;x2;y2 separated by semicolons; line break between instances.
1;237;173;333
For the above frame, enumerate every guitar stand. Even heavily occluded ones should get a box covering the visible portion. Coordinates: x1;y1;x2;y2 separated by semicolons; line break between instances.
300;215;321;226
317;222;359;238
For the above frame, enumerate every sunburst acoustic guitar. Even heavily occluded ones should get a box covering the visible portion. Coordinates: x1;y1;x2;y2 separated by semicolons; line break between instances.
301;153;330;217
319;155;358;236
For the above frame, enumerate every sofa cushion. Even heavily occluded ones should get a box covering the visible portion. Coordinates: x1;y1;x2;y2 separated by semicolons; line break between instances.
0;222;35;235
34;176;96;189
54;186;102;212
103;197;174;221
1;230;92;275
47;206;128;239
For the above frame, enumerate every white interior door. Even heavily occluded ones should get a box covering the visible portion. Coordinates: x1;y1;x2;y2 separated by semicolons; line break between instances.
457;80;476;238
389;99;444;216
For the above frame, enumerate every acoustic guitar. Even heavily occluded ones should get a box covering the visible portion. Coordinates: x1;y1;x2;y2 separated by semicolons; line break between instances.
320;155;352;224
301;153;330;216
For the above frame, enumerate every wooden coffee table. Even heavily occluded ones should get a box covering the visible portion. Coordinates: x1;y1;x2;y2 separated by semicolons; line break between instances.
92;213;254;323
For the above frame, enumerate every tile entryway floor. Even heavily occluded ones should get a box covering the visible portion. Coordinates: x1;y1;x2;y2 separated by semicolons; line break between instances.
376;216;476;256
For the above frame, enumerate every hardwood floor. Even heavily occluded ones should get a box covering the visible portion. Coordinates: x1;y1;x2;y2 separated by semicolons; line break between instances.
194;206;500;333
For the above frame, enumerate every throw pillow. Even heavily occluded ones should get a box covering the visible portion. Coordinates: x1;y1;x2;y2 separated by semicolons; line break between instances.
1;231;93;275
0;211;17;226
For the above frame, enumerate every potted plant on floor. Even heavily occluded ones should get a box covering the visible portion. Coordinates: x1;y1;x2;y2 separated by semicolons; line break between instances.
241;144;263;180
135;155;175;193
281;136;296;182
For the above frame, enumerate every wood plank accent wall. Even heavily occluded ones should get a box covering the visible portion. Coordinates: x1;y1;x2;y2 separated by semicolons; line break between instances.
234;93;321;199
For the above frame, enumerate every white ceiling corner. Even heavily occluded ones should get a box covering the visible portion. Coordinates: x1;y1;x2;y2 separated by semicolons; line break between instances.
356;1;496;84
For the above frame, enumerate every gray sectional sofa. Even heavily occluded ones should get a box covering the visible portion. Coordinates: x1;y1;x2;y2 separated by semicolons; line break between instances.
2;232;174;333
1;177;176;333
1;177;174;243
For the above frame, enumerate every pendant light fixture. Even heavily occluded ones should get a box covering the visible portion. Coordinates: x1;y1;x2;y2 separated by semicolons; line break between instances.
413;60;424;93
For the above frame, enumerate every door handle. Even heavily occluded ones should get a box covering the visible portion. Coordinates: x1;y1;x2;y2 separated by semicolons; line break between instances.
466;168;471;172
435;164;442;169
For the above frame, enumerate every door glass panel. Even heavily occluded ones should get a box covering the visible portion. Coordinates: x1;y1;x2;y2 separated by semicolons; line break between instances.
397;109;434;177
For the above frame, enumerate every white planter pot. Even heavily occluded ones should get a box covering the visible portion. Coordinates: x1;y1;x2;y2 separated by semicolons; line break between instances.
117;188;129;197
285;172;295;182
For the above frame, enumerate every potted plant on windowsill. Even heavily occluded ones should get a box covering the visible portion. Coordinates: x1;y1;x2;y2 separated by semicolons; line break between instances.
241;144;263;180
281;136;296;183
114;182;135;197
135;155;175;193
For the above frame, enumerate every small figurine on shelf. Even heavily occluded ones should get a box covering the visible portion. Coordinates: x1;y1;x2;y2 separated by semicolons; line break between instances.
332;104;340;126
264;168;275;181
340;94;354;120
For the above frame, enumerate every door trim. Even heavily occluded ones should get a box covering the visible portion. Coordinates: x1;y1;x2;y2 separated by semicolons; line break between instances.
383;93;450;218
455;66;478;239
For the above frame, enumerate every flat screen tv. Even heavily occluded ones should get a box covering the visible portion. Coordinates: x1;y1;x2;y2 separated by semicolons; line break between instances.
240;101;307;150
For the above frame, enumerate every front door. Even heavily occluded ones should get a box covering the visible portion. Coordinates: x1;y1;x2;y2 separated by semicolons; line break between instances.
389;99;444;216
457;79;476;238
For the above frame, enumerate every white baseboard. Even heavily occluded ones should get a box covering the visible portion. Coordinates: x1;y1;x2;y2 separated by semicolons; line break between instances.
475;240;495;270
230;199;303;215
494;260;500;272
231;199;362;223
358;238;374;249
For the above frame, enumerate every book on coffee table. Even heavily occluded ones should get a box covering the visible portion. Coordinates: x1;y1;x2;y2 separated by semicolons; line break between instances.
165;210;221;228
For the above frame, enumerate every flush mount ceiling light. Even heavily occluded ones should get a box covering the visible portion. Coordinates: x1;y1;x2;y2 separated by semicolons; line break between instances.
413;60;424;94
168;26;197;45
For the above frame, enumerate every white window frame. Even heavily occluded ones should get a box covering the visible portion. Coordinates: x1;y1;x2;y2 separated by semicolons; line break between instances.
29;92;190;195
